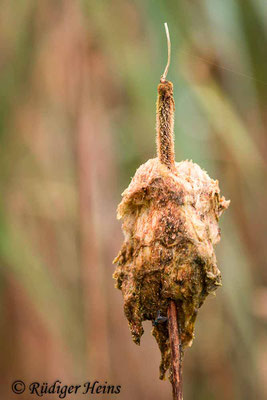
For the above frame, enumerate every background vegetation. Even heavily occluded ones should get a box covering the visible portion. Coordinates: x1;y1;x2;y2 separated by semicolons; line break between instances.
0;1;266;399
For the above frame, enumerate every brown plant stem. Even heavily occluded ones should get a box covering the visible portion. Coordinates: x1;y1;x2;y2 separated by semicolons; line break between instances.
156;26;183;397
156;80;175;170
157;77;183;398
168;301;183;400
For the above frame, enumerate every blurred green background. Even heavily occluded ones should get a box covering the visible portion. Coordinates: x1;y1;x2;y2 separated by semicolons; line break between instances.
0;1;266;399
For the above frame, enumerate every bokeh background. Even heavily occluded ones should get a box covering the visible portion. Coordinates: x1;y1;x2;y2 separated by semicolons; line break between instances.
0;1;266;399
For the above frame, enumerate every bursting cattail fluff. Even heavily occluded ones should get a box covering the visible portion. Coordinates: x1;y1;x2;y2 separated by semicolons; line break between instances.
113;29;229;381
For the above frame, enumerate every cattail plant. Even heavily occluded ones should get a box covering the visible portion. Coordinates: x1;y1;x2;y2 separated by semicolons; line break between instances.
113;23;229;400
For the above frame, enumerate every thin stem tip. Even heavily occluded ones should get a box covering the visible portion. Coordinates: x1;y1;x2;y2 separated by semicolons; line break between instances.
161;22;171;82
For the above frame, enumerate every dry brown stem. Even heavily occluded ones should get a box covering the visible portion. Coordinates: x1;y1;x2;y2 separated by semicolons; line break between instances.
157;77;183;398
168;301;183;400
156;80;175;169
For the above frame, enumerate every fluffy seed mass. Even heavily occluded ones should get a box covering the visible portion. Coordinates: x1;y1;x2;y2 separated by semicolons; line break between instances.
113;158;229;379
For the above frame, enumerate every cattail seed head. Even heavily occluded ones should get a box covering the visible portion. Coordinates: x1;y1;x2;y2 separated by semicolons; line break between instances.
113;23;229;382
113;157;229;379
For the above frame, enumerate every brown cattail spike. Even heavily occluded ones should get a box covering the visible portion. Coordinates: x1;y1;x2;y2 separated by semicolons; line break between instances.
156;80;175;169
113;22;230;399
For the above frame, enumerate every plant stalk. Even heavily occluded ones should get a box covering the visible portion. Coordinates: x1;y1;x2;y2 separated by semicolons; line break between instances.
168;301;183;400
157;24;183;399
